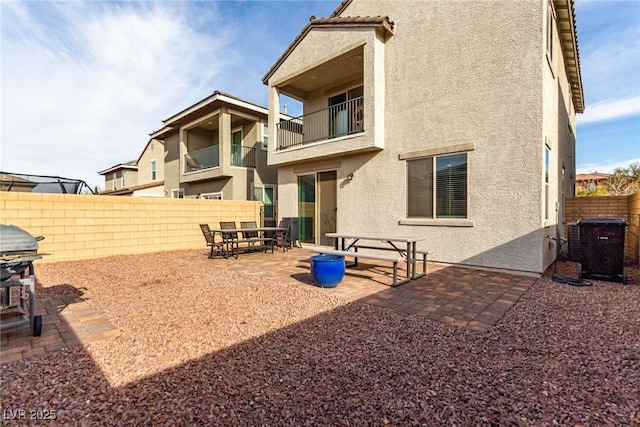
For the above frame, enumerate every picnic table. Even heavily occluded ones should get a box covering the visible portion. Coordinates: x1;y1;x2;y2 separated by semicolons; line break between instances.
315;233;429;287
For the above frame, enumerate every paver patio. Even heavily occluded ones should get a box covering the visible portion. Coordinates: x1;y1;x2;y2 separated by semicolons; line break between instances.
0;294;120;364
176;246;537;331
1;247;536;363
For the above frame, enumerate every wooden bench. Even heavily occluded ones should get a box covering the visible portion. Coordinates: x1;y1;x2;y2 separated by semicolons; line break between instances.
313;248;408;287
349;245;431;276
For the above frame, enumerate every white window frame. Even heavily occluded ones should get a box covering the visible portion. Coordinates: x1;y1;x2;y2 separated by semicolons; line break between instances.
254;184;276;220
199;192;223;200
261;123;269;151
398;143;474;227
405;153;469;220
544;144;551;221
171;188;185;199
112;173;117;190
546;2;555;70
151;159;157;181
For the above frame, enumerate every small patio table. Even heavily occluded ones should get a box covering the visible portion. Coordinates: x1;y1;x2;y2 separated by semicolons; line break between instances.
325;232;428;281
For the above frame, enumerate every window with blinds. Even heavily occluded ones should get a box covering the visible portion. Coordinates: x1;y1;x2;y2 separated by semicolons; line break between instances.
407;153;468;219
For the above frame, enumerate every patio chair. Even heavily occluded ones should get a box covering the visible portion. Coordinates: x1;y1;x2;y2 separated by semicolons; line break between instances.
240;221;269;252
219;221;240;259
199;224;223;258
274;218;291;252
185;154;204;172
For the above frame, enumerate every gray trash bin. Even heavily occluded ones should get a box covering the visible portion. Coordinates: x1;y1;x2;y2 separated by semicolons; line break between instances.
577;218;627;283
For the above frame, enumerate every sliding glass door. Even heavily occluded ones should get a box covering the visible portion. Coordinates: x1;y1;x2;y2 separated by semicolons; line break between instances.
297;171;337;245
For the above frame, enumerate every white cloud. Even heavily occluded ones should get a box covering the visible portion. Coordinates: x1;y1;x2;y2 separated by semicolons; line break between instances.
577;97;640;124
577;157;640;174
1;1;234;188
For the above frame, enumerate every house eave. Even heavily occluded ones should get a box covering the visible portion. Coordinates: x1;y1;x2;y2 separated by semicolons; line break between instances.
162;91;269;127
97;163;138;176
554;0;584;113
262;16;395;85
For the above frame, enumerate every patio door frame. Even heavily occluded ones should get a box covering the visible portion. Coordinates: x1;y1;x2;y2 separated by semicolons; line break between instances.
297;170;337;245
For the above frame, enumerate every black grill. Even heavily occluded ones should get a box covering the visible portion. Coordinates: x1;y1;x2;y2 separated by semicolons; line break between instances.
1;224;44;336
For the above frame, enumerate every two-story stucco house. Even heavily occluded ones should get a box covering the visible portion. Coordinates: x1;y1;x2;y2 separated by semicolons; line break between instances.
263;0;584;275
149;91;280;222
98;160;139;195
98;138;165;197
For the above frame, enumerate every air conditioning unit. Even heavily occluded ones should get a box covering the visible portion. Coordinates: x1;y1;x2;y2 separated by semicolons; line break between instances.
567;223;580;262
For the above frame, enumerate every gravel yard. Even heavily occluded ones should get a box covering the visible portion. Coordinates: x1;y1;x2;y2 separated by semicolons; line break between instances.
1;250;639;425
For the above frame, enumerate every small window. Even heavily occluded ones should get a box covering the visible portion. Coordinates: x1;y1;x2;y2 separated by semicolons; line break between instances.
546;3;555;64
171;188;185;199
151;160;157;181
200;192;222;200
544;145;550;220
407;153;468;219
262;123;268;151
254;185;275;220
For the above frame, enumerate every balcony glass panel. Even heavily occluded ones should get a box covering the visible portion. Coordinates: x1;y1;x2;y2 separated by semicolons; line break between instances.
185;145;219;172
277;96;363;150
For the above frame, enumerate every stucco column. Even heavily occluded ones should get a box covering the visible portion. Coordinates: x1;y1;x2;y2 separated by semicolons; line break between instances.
371;34;385;150
179;128;188;175
219;108;231;176
267;86;280;166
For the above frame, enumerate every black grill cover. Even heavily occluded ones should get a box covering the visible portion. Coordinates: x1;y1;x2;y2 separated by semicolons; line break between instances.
0;224;40;255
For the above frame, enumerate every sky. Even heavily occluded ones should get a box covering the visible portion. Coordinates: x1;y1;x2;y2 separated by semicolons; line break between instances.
1;0;638;190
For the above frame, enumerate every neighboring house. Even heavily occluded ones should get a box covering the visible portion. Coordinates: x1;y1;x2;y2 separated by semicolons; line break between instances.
263;0;583;275
0;173;38;192
575;172;611;194
132;138;166;197
98;141;165;197
97;160;138;195
150;91;280;222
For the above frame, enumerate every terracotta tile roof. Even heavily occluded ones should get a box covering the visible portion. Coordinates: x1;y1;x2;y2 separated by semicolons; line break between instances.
330;0;352;17
575;173;612;181
101;181;165;196
262;15;394;84
97;160;138;176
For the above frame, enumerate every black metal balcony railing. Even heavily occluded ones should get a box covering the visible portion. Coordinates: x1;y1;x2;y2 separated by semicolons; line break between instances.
276;96;364;150
231;145;256;168
185;145;219;172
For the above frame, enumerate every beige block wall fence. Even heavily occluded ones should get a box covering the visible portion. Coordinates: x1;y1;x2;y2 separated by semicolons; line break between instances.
0;192;262;263
565;192;640;265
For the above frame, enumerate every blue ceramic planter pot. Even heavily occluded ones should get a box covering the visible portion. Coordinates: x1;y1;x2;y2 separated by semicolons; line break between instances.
310;254;345;288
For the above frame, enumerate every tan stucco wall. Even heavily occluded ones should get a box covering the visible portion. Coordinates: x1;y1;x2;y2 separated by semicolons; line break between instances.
163;133;181;195
164;112;276;201
138;139;165;187
102;169;138;192
0;192;261;263
268;28;385;165
132;185;165;198
541;0;579;270
271;0;579;275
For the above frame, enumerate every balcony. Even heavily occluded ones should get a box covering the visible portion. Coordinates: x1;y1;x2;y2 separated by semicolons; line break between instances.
231;145;257;168
276;97;364;151
185;145;219;172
